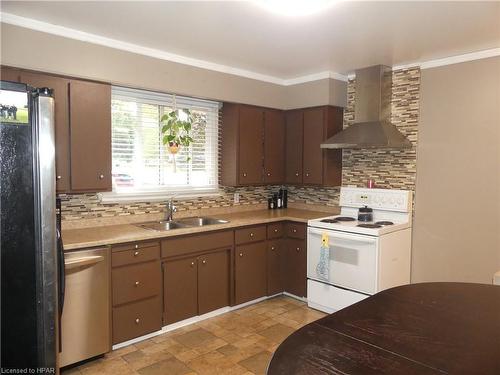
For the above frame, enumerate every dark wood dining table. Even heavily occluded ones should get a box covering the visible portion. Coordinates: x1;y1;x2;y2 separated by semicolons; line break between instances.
267;283;500;374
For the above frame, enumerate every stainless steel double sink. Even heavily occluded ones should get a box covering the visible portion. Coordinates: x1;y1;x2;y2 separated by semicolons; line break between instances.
136;216;229;231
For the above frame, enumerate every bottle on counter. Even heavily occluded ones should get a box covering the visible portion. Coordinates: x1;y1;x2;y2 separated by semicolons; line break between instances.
283;188;288;208
277;188;283;209
272;193;278;210
268;197;273;210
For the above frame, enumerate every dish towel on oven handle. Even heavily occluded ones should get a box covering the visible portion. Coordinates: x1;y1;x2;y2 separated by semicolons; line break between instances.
316;233;330;282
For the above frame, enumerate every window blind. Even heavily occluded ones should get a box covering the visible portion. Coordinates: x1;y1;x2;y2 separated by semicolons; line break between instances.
110;86;220;196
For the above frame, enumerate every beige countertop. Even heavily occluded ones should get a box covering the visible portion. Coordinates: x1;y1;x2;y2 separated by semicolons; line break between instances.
62;208;335;251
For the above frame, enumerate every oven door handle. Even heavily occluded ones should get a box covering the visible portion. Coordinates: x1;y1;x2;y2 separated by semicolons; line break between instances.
307;227;378;244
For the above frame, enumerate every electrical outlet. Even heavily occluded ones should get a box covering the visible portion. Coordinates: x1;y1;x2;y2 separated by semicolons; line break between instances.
234;192;240;204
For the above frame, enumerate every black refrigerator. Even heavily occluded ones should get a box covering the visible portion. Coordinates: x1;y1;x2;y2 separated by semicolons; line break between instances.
1;80;64;371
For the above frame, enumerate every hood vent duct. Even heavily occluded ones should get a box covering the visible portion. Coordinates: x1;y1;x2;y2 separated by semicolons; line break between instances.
321;65;412;149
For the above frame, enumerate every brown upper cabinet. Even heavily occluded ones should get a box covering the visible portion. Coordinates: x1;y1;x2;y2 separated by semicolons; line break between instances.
19;71;71;192
69;80;112;192
285;106;343;186
4;66;112;193
221;103;285;186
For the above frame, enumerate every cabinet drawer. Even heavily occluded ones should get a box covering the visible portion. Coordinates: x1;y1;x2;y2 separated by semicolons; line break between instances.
287;222;306;239
112;261;161;306
112;296;162;344
161;231;233;258
112;244;160;267
113;241;159;253
235;225;266;245
267;222;284;239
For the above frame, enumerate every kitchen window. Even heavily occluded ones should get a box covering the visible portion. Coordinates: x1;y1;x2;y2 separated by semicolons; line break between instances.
101;86;220;202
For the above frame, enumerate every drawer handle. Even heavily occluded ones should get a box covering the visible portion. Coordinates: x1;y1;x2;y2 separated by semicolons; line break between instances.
190;261;195;267
250;233;254;237
202;260;207;265
295;172;299;177
239;253;243;257
135;281;140;287
243;172;247;177
134;251;140;256
296;247;300;252
135;318;140;324
99;174;104;180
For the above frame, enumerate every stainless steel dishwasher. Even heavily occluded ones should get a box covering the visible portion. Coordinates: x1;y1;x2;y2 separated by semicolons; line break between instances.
59;247;111;367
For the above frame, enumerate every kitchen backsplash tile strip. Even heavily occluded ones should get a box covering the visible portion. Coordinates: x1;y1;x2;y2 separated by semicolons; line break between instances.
342;67;420;191
59;67;419;223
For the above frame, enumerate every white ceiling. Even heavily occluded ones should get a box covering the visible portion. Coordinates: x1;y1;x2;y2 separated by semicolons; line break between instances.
1;1;499;81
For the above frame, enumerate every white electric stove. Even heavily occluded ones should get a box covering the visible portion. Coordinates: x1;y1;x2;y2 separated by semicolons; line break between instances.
307;187;413;313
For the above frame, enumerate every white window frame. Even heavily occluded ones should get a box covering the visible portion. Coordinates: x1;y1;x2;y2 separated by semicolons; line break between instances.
100;87;221;203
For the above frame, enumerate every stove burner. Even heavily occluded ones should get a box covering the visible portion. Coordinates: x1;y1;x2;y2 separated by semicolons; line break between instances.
357;223;382;228
320;219;339;223
374;221;394;226
335;217;356;222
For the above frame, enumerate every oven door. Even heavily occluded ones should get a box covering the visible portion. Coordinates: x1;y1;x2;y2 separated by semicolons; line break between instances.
307;227;378;295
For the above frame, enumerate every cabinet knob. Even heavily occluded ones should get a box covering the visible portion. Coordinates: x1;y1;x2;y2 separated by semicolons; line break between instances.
250;233;254;237
271;246;275;251
274;229;278;233
135;281;140;287
293;229;297;233
135;318;140;324
134;244;139;249
267;172;271;177
134;251;139;256
202;260;207;265
239;253;243;257
305;173;310;177
98;174;104;179
243;172;247;177
296;247;300;252
56;175;62;180
190;261;195;267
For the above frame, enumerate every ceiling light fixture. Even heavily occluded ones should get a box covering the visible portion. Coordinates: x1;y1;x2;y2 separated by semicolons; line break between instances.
254;0;337;17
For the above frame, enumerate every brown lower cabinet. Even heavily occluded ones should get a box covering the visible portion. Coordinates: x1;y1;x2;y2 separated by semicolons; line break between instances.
284;238;307;298
111;242;162;344
267;239;284;295
235;242;267;304
163;248;230;325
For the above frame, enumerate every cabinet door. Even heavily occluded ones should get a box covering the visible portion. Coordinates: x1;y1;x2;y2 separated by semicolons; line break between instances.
285;238;307;298
263;109;285;184
1;67;20;82
69;80;111;191
238;106;263;184
235;242;267;305
267;239;284;295
303;107;324;185
163;257;198;324
19;72;71;192
285;111;303;184
198;250;230;315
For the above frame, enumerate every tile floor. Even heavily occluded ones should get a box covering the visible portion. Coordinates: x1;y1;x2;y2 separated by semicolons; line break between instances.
62;296;325;375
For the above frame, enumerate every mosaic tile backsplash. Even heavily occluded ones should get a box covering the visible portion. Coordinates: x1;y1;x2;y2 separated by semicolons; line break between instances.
60;68;419;222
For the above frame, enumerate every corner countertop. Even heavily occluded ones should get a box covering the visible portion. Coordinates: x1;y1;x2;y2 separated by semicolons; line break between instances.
62;208;336;251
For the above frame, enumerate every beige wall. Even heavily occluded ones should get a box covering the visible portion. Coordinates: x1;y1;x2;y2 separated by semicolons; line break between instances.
0;23;346;109
412;56;500;284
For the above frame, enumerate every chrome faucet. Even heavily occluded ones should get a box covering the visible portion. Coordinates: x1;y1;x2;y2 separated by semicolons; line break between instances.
165;198;177;221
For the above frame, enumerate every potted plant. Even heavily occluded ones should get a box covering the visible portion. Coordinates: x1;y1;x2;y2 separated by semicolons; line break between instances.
160;107;194;157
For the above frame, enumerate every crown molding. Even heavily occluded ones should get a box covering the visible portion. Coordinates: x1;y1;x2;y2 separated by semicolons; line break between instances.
0;12;349;86
2;12;498;85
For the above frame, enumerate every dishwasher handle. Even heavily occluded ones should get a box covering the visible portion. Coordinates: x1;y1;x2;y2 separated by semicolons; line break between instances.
65;255;104;270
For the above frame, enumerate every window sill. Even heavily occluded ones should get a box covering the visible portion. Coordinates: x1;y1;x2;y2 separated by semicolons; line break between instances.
98;189;222;204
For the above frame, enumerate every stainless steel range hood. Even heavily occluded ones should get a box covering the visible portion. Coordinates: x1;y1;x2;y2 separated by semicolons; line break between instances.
321;65;412;149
